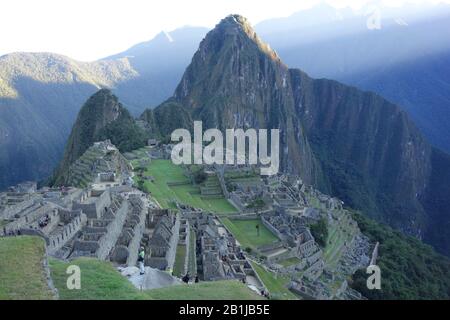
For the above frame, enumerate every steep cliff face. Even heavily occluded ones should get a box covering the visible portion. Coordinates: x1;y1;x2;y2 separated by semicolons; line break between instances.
141;14;449;255
290;70;432;231
52;89;146;186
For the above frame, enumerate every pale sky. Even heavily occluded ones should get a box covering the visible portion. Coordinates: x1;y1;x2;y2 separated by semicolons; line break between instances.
0;0;448;61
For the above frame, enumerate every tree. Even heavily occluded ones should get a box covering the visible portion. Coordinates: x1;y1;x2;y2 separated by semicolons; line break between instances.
310;218;328;248
193;169;207;184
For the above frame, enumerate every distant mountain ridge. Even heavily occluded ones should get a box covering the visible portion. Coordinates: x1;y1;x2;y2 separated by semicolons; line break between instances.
0;52;137;191
0;27;207;190
255;4;450;153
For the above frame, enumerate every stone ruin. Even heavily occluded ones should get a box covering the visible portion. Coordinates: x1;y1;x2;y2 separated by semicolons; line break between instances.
143;209;180;271
183;210;259;284
110;194;147;266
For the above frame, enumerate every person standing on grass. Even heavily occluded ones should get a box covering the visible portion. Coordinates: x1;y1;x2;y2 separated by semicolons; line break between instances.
138;246;145;275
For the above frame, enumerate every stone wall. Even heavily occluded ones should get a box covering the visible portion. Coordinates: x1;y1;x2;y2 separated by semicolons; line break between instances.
0;196;36;220
166;213;180;271
126;197;147;266
1;203;57;236
261;215;286;242
73;196;128;259
97;200;128;260
48;213;87;255
72;190;111;219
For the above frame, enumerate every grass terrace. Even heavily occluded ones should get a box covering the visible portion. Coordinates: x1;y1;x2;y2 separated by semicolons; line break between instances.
220;218;279;251
278;257;301;268
173;245;187;277
323;217;357;267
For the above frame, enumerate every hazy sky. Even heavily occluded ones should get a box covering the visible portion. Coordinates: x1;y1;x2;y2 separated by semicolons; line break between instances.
0;0;448;61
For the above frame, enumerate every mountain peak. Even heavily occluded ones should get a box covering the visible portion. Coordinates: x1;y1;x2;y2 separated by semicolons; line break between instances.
215;14;264;42
218;14;251;29
206;14;281;62
172;14;285;103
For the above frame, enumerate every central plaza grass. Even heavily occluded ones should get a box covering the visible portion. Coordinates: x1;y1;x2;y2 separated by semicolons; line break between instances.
140;160;237;214
50;257;263;300
220;218;279;251
0;236;55;300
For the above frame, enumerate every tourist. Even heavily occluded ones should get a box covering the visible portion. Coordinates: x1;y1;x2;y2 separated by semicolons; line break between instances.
194;275;199;283
182;273;190;283
138;246;145;275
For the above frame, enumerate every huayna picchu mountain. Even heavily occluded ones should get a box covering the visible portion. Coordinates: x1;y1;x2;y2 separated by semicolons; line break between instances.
51;89;147;186
141;15;450;256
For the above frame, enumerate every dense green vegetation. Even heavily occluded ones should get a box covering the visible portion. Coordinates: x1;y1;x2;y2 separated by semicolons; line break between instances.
193;169;208;184
50;257;261;300
422;148;450;257
349;212;450;300
95;109;147;153
0;236;54;300
309;218;328;248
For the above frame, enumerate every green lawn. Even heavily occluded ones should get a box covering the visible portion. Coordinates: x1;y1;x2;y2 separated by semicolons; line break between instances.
50;257;262;300
278;257;301;267
139;160;237;214
250;261;297;300
0;236;55;300
188;228;197;275
173;245;187;277
147;280;264;300
220;218;279;251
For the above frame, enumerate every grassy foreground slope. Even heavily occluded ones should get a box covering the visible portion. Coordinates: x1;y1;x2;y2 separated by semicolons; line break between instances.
50;257;263;300
0;236;54;300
